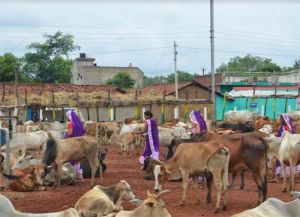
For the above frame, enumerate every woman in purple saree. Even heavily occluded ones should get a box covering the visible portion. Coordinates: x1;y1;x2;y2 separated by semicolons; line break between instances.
137;111;160;165
189;110;207;135
65;110;86;180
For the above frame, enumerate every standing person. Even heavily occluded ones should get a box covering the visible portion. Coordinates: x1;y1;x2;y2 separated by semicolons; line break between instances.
189;110;207;135
137;111;160;165
65;110;86;180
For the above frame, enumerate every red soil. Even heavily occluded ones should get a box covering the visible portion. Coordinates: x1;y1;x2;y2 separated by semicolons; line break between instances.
1;146;298;217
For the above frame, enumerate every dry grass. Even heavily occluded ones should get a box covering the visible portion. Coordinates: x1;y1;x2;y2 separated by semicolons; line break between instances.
1;90;176;107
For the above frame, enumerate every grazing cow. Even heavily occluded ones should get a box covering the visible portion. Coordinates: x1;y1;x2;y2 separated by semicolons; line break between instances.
278;131;300;192
154;141;230;213
81;147;108;179
232;197;300;217
43;135;101;187
198;132;269;205
113;190;172;217
75;180;136;217
0;194;80;217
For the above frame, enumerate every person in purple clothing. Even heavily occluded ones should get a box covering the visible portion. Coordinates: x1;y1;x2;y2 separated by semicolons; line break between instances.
136;111;160;165
189;110;207;135
65;110;86;180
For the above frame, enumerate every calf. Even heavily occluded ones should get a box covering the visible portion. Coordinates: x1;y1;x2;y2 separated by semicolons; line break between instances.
75;180;136;217
154;142;230;213
0;194;80;217
278;131;300;192
113;190;171;217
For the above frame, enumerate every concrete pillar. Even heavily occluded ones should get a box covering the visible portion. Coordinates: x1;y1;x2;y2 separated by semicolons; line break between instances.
174;107;179;119
234;106;237;111
261;105;265;116
204;107;207;120
142;107;146;120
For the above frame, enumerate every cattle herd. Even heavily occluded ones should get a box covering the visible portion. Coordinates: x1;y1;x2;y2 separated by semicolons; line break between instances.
0;111;300;217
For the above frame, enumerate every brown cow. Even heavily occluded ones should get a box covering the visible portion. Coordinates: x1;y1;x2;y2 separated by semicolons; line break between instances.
199;132;269;205
42;135;101;187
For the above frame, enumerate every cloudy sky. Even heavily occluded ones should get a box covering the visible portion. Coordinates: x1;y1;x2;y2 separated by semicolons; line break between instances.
0;0;299;77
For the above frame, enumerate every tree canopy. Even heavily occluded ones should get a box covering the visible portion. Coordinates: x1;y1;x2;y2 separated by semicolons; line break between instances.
23;31;79;83
216;54;282;73
0;53;21;82
106;72;135;89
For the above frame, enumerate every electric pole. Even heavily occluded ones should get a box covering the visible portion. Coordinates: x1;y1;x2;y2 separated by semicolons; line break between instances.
210;0;216;124
174;41;179;119
174;41;178;99
201;67;206;76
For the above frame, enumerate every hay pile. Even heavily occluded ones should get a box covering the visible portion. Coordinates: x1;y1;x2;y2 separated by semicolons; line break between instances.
1;90;175;107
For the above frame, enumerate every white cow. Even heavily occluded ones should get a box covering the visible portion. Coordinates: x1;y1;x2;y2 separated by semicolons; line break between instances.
0;194;80;217
2;130;48;155
279;131;300;192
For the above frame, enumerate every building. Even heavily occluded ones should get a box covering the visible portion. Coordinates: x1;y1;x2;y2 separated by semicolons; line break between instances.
71;53;144;88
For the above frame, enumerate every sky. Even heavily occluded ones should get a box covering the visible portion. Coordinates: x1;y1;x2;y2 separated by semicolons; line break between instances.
0;0;299;77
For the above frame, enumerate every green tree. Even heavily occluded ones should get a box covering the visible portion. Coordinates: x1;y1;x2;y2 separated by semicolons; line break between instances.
0;53;23;82
216;54;282;73
106;72;135;89
166;71;196;83
23;31;79;83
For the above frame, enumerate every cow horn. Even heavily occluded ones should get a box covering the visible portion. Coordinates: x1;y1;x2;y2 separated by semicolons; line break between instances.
147;189;151;197
156;189;171;198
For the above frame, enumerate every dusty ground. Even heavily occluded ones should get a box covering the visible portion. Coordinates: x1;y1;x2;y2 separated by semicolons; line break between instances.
1;145;298;217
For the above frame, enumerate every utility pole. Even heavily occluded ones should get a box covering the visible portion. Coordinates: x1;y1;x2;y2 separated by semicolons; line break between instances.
174;41;179;119
201;67;206;76
210;0;216;124
15;67;19;106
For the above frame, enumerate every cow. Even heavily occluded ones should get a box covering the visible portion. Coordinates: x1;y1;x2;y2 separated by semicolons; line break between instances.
75;180;136;217
42;135;101;187
81;147;108;179
278;131;300;192
11;153;76;186
232;197;300;217
216;121;254;133
112;190;172;217
198;132;269;205
154;141;230;213
0;194;80;217
3;130;49;158
39;121;68;131
1;164;47;192
255;116;272;131
142;157;163;180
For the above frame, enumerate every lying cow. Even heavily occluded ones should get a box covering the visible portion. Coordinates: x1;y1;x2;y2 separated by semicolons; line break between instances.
43;135;101;187
75;180;136;217
12;153;76;186
154;141;230;213
0;194;80;217
112;190;172;217
232;197;300;217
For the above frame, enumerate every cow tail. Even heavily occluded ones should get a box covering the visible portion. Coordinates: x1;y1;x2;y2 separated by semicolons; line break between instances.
42;137;57;166
222;147;230;189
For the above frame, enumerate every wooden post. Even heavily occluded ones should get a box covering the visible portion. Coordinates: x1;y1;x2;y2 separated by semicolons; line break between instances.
264;97;268;118
273;85;277;120
87;107;90;121
251;86;256;112
1;83;5;102
15;68;19;106
96;106;99;122
245;97;249;110
160;90;166;124
61;107;65;123
222;94;227;120
284;97;288;113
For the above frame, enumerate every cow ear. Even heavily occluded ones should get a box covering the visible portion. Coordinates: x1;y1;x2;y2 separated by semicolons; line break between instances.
145;201;154;207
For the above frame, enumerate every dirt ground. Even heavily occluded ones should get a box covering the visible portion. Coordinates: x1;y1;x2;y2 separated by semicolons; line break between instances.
1;145;298;217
